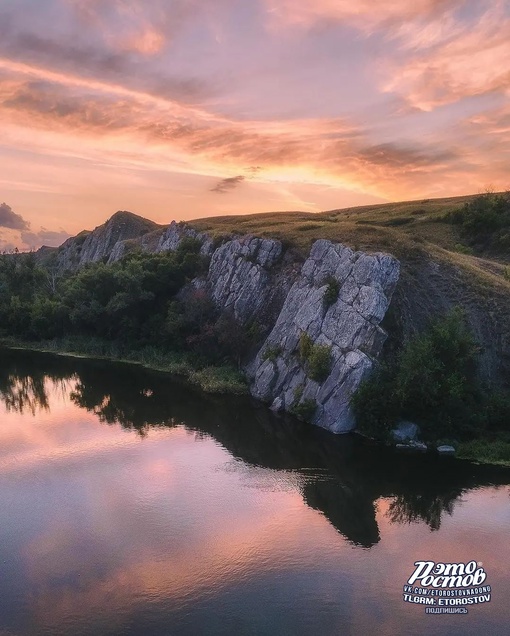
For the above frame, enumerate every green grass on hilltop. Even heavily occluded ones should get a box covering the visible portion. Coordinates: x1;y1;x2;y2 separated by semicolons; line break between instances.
192;195;474;257
192;192;510;293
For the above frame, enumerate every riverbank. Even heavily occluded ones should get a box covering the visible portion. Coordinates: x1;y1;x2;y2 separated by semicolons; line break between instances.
456;436;510;467
0;336;248;396
2;337;510;467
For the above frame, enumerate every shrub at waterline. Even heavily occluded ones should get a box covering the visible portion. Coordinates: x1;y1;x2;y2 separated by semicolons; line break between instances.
351;308;506;441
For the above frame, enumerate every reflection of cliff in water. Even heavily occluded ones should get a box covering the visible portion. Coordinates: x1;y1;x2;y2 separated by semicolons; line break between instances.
2;347;510;549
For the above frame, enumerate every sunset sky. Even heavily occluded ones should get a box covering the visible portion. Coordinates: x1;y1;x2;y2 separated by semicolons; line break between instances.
1;0;509;250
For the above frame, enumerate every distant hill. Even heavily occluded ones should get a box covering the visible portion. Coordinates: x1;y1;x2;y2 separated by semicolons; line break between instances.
37;210;162;272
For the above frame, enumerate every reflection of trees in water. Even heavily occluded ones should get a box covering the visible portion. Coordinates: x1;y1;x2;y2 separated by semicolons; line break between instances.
386;493;458;531
0;374;50;415
0;349;183;434
68;366;191;436
0;355;74;415
1;347;510;549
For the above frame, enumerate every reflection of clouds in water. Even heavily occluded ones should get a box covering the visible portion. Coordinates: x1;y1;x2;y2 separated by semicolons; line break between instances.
0;350;509;634
17;431;318;632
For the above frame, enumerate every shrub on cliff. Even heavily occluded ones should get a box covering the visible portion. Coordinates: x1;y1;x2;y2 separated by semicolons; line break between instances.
299;332;313;361
323;276;339;308
308;344;332;382
298;332;332;382
290;398;317;422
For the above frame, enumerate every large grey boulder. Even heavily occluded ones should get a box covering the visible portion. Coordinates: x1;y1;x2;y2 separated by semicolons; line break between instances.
248;240;400;433
437;445;456;456
391;421;420;443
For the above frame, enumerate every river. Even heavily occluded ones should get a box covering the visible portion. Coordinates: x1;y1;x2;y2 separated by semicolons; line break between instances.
0;348;508;635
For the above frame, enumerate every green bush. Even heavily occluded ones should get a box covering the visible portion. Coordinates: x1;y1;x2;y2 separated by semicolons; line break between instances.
308;344;332;382
296;222;324;231
0;238;254;372
323;277;339;308
293;384;304;403
290;385;317;422
445;191;510;250
352;309;489;440
350;364;399;439
262;345;282;362
383;217;414;227
299;332;313;361
453;243;474;255
298;332;332;382
457;435;510;466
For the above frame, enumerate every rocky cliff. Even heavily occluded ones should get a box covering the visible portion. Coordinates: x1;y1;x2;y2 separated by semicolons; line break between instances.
101;218;400;432
204;236;298;332
35;213;401;433
248;240;399;432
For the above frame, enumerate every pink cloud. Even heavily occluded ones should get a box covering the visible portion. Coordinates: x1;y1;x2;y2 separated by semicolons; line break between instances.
264;0;464;32
383;4;510;110
1;56;506;205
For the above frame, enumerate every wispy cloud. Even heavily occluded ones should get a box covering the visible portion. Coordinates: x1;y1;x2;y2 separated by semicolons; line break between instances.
384;3;510;110
0;0;218;107
0;0;509;238
0;58;503;204
264;0;465;32
210;175;245;193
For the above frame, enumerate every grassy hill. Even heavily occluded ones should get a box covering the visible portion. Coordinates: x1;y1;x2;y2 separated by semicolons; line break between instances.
193;193;507;263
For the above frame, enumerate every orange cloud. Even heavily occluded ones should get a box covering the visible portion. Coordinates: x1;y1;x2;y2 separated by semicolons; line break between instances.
1;1;509;229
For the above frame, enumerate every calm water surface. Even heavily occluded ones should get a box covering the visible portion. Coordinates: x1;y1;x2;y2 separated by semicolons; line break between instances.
0;349;509;636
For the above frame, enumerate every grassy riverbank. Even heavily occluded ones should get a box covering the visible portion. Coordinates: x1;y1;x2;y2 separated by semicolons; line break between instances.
456;436;510;467
1;336;248;395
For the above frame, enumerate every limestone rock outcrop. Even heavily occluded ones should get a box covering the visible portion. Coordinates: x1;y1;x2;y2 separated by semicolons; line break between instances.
248;240;400;432
206;236;291;328
156;221;214;256
46;211;160;272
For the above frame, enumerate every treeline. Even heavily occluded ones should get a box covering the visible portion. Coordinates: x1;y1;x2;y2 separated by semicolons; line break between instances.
0;239;254;370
